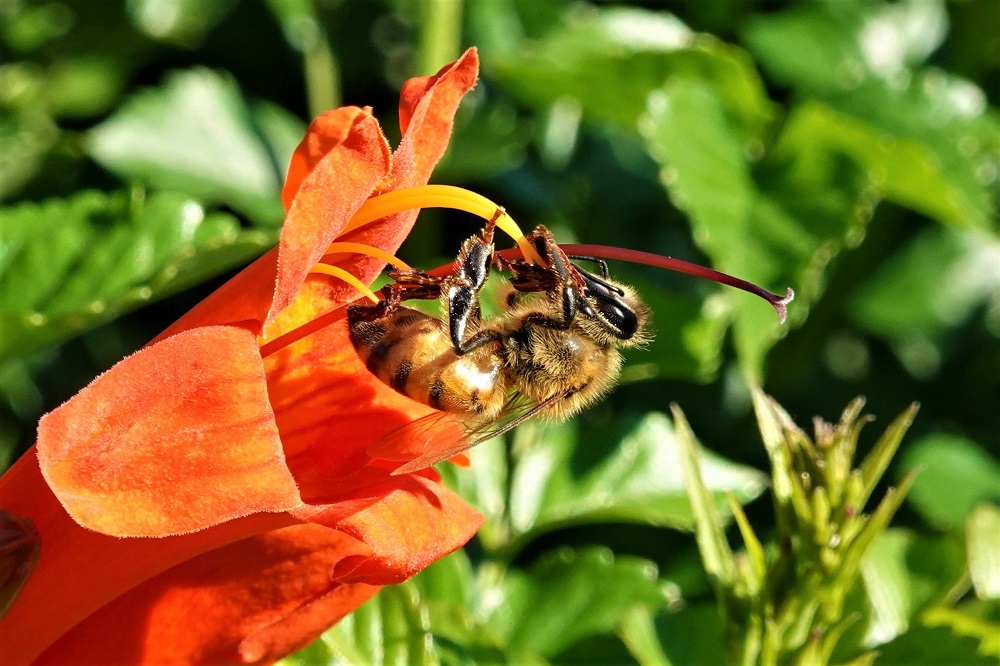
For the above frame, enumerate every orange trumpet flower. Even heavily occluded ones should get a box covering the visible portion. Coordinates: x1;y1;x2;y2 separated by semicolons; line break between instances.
0;49;489;664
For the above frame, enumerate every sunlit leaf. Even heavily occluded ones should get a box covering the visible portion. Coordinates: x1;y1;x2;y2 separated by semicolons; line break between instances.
967;504;1000;601
860;528;966;647
641;80;803;376
851;226;1000;341
743;4;869;94
0;190;275;361
87;68;304;225
746;4;999;230
482;412;765;554
484;547;665;658
322;583;438;666
899;433;1000;530
489;6;772;141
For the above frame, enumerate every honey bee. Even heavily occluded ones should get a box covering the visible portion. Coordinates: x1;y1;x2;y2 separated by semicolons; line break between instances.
348;220;650;475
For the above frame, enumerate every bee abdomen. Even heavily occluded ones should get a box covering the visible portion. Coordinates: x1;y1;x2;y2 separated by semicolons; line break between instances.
349;308;444;386
349;307;506;417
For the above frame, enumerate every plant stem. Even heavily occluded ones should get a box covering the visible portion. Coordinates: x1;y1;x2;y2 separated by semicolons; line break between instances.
417;0;463;75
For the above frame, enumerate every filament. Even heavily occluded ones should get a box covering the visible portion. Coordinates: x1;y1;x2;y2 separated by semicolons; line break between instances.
260;309;347;358
307;264;380;303
322;242;412;271
340;185;544;265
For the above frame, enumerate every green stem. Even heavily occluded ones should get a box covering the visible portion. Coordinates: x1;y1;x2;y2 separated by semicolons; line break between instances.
304;30;340;117
417;0;463;75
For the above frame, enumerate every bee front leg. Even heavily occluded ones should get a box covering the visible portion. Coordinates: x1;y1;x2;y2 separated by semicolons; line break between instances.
445;210;506;355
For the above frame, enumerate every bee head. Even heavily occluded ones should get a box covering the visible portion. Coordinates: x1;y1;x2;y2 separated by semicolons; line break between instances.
577;270;651;348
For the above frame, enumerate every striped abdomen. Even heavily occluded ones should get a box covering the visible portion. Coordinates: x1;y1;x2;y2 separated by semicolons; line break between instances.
349;307;507;418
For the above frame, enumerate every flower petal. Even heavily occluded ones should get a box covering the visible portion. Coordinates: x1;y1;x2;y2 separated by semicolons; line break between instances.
296;474;484;585
34;525;378;666
391;47;480;189
262;315;437;502
320;49;480;297
269;109;392;323
37;324;300;537
0;453;296;664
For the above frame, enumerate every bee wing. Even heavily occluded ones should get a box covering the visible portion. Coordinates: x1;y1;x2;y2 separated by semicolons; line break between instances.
369;392;569;476
366;410;469;465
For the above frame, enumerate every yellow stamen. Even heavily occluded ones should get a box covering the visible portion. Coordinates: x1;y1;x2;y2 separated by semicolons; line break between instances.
322;242;412;271
340;185;544;265
307;264;380;303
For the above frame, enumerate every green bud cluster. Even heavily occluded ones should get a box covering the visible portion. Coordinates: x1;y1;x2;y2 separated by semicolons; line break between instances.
675;391;919;665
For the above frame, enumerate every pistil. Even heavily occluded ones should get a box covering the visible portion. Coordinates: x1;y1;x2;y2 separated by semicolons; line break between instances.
554;244;795;323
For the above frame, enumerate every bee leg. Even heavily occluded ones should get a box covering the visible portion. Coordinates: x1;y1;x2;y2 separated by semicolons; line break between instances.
453;327;505;354
568;255;610;280
444;210;506;355
385;269;446;301
346;283;404;322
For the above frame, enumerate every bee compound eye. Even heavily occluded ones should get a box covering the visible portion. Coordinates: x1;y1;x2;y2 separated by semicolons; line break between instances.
598;301;638;339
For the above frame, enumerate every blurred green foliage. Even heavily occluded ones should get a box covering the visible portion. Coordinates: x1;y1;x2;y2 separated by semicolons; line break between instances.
1;0;998;663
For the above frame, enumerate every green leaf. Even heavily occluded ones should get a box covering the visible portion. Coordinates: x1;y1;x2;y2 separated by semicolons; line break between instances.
485;412;765;554
87;69;304;225
900;434;1000;531
743;5;869;94
322;582;439;666
858;403;919;508
967;503;1000;601
728;494;766;591
488;6;772;140
618;606;672;666
672;404;736;591
746;4;999;230
432;98;530;183
851;226;1000;342
619;280;730;384
874;619;997;665
127;0;239;46
654;602;729;666
407;552;510;665
0;190;275;361
775;100;997;232
924;601;1000;658
0;106;59;201
438;434;509;537
641;80;754;276
860;528;966;647
640;80;800;377
486;547;666;658
44;56;128;118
